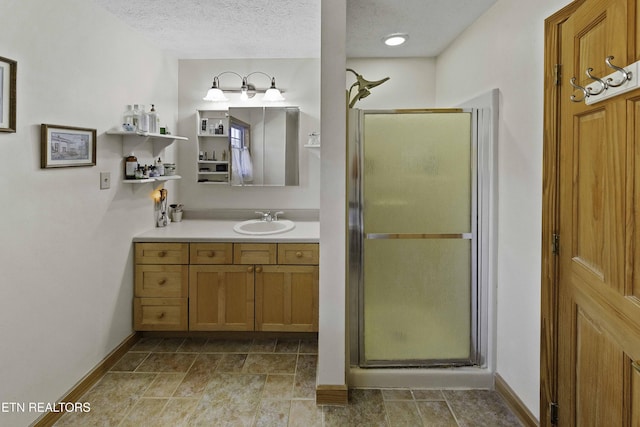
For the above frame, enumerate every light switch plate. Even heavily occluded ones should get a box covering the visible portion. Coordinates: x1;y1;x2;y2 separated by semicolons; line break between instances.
100;172;111;189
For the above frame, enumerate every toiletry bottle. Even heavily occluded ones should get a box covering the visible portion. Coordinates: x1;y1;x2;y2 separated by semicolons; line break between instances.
122;105;134;131
131;104;141;131
137;104;149;132
155;157;165;176
218;120;224;135
148;104;159;133
125;152;138;179
199;151;204;161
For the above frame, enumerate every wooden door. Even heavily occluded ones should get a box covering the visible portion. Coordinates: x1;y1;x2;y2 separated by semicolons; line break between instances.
544;0;640;425
189;265;255;331
255;265;319;332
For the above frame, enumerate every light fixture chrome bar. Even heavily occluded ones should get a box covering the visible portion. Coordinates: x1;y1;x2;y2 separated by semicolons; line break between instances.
203;71;285;102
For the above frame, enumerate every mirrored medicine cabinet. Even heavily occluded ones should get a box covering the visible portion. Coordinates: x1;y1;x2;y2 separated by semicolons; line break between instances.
196;107;300;187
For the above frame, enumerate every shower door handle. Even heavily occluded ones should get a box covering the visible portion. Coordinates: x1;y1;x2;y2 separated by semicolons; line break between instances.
365;233;473;240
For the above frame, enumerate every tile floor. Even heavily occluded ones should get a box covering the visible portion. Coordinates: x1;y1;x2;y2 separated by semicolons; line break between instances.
54;337;522;427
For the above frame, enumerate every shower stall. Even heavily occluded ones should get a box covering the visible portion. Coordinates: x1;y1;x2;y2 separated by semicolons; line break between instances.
348;95;497;386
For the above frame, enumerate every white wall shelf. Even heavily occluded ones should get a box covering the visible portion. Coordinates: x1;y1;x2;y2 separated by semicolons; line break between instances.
197;133;228;138
107;129;188;157
122;175;182;184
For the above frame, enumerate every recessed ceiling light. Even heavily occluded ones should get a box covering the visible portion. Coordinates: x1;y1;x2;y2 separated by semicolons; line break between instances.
383;33;408;47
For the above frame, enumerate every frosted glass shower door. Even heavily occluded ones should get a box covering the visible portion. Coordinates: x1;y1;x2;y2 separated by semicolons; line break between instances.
361;111;475;365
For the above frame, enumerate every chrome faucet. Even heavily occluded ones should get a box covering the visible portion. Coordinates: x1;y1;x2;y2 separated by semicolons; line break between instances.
255;210;285;221
255;211;273;222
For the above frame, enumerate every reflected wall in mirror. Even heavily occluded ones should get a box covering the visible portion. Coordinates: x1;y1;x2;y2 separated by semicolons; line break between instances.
228;106;299;186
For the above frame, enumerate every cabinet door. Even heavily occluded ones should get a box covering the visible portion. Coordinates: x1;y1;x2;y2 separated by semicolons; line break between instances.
189;265;255;331
255;265;318;332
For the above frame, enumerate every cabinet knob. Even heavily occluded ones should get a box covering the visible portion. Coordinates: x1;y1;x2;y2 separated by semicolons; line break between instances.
256;266;263;273
157;312;165;319
158;279;167;285
295;251;303;258
207;251;215;258
158;251;166;257
247;266;254;273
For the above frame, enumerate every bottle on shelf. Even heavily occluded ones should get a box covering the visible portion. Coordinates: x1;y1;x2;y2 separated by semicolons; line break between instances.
125;152;138;179
134;104;148;132
217;120;224;135
155;157;165;176
148;104;160;133
132;104;141;131
122;105;134;131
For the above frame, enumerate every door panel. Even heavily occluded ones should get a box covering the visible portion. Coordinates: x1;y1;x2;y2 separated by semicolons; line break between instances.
575;307;624;426
362;112;471;234
573;109;606;278
363;239;471;361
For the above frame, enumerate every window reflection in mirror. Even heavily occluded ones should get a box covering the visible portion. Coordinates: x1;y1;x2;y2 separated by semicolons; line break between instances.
228;107;299;186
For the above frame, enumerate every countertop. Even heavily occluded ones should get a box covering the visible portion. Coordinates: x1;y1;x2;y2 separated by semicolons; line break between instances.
133;219;320;243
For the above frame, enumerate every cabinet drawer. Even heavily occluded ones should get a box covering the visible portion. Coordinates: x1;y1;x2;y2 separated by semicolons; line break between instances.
190;243;233;264
234;243;277;265
278;243;319;265
135;243;189;264
134;298;187;331
135;265;188;297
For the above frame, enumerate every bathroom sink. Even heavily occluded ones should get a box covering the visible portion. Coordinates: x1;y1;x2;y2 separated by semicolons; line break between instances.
233;219;295;235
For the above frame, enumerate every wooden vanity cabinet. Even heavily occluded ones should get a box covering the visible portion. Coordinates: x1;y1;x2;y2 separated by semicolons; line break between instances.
134;243;189;331
134;241;319;333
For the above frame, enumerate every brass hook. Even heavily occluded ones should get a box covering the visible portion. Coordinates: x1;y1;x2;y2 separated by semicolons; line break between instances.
585;68;607;95
605;56;632;88
569;77;589;103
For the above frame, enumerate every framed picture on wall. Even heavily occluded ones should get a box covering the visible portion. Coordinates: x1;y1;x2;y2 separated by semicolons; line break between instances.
0;55;17;133
41;124;97;168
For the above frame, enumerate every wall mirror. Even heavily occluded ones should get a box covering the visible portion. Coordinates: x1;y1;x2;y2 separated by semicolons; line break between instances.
228;106;299;186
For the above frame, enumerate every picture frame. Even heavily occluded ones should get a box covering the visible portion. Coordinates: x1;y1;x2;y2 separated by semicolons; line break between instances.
0;55;17;133
41;124;97;168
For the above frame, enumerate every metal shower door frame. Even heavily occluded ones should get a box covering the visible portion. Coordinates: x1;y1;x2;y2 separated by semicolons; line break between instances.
347;108;482;368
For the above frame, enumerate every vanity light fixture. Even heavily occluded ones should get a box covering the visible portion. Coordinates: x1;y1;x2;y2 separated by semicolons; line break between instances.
382;33;408;47
203;76;229;102
203;71;285;102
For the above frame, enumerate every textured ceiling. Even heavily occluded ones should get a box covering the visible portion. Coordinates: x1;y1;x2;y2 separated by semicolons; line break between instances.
347;0;497;57
92;0;497;59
